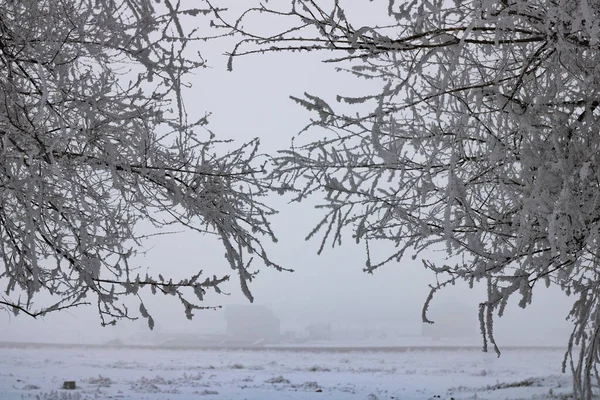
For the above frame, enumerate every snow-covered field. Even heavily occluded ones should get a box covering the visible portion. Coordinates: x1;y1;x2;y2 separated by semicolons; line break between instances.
0;343;573;399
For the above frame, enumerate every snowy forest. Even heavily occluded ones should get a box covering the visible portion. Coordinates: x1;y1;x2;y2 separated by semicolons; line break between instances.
2;0;600;398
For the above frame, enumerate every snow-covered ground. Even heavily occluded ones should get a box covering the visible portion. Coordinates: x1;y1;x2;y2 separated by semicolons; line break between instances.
0;343;573;399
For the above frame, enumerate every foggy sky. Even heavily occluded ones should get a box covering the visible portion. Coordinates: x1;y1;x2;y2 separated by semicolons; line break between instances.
1;0;573;347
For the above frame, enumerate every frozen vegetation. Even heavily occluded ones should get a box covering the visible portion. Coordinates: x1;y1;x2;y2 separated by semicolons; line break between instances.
0;343;572;400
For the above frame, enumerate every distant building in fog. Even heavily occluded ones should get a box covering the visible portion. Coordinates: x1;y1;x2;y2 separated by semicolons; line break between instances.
225;305;280;343
306;323;332;341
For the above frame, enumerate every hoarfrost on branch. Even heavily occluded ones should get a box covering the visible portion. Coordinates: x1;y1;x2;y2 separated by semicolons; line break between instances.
213;0;600;397
0;0;286;328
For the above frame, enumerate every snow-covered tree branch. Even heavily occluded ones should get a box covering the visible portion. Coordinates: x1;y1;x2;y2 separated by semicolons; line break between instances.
0;0;286;329
216;0;600;397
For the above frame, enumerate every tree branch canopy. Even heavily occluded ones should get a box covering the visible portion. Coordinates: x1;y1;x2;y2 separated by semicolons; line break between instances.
0;0;286;328
214;0;600;397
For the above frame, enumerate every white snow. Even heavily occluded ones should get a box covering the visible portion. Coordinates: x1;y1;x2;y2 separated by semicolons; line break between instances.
0;343;572;399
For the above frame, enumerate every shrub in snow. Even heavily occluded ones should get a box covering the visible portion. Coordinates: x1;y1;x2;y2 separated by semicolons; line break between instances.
308;365;331;372
265;376;291;384
87;376;113;388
